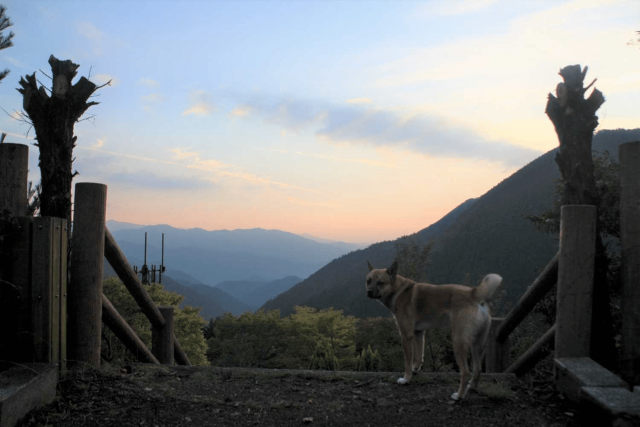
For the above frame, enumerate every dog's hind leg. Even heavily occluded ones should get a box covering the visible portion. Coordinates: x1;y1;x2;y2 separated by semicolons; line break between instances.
469;340;483;392
450;332;471;401
412;330;425;374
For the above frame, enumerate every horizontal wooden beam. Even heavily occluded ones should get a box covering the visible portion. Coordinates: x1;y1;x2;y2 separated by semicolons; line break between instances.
102;294;159;364
104;227;166;328
505;324;555;376
495;252;558;343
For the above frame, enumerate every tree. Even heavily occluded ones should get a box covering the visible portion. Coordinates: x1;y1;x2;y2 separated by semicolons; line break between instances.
394;235;433;282
0;5;14;84
545;64;616;368
16;56;110;225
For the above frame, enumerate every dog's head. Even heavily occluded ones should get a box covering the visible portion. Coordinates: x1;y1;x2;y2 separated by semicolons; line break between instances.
365;260;398;299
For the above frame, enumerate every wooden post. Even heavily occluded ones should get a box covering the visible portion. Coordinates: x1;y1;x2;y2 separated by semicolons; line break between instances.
485;318;509;373
619;141;640;386
555;205;596;359
152;306;174;365
0;143;28;216
68;183;107;368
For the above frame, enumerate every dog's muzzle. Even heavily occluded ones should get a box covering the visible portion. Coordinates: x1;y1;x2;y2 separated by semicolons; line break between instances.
367;290;379;299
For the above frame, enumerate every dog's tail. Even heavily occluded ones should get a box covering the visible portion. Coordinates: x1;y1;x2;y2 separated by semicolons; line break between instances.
472;274;503;303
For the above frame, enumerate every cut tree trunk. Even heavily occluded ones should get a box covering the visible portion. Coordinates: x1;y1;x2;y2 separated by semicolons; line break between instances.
16;55;103;224
545;64;616;369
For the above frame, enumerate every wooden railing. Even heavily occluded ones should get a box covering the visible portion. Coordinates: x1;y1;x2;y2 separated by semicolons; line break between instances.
486;141;640;386
0;143;190;369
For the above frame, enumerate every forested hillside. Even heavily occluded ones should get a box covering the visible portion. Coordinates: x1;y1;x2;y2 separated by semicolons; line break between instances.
261;128;640;318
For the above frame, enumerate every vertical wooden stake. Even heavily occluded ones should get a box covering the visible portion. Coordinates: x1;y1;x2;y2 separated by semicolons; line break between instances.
620;141;640;385
555;205;596;359
68;183;107;369
152;306;174;365
485;317;509;373
0;143;29;216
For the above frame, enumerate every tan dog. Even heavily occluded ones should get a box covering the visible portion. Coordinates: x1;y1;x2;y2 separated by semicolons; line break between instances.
365;260;502;400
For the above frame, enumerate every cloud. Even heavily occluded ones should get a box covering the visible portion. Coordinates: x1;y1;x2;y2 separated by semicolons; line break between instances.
76;21;105;56
229;94;541;166
92;74;118;87
91;139;105;149
294;151;395;168
345;98;373;105
182;90;217;117
230;106;251;117
141;93;164;103
137;78;160;87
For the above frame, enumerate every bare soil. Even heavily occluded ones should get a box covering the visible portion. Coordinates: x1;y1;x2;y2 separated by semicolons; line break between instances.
17;364;582;427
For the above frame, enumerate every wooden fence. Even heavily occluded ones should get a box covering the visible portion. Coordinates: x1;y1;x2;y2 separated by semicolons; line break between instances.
0;143;190;371
485;140;640;387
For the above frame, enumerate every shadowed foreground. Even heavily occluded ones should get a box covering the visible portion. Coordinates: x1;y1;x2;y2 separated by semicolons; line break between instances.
17;364;580;427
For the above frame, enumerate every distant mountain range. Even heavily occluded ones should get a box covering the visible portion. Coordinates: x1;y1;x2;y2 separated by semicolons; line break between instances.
106;224;365;287
261;128;640;318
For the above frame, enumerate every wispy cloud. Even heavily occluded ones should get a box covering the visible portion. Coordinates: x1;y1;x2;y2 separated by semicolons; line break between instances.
182;90;217;117
137;78;160;87
229;106;251;117
294;151;394;168
345;98;373;105
229;94;540;166
76;21;105;56
92;74;118;87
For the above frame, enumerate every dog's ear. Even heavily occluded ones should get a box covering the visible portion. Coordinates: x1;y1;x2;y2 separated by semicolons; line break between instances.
367;260;374;272
386;260;398;282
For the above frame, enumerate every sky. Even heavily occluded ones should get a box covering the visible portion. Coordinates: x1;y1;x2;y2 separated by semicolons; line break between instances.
1;0;639;244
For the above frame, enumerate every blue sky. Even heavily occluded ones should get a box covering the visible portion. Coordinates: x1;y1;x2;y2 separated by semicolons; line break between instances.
1;0;639;243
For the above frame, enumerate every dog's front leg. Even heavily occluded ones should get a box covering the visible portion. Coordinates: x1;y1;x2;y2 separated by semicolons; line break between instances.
397;334;414;385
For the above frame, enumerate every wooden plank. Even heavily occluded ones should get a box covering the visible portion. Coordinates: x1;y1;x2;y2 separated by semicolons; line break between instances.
50;218;61;365
58;218;68;374
31;217;54;363
619;140;640;385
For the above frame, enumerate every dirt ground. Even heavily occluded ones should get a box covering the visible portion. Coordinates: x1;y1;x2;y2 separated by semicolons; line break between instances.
17;364;582;427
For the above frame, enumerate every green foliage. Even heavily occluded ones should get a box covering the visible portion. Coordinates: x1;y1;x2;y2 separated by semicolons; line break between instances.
206;310;287;368
309;340;340;371
0;5;13;83
101;277;209;365
355;345;381;371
